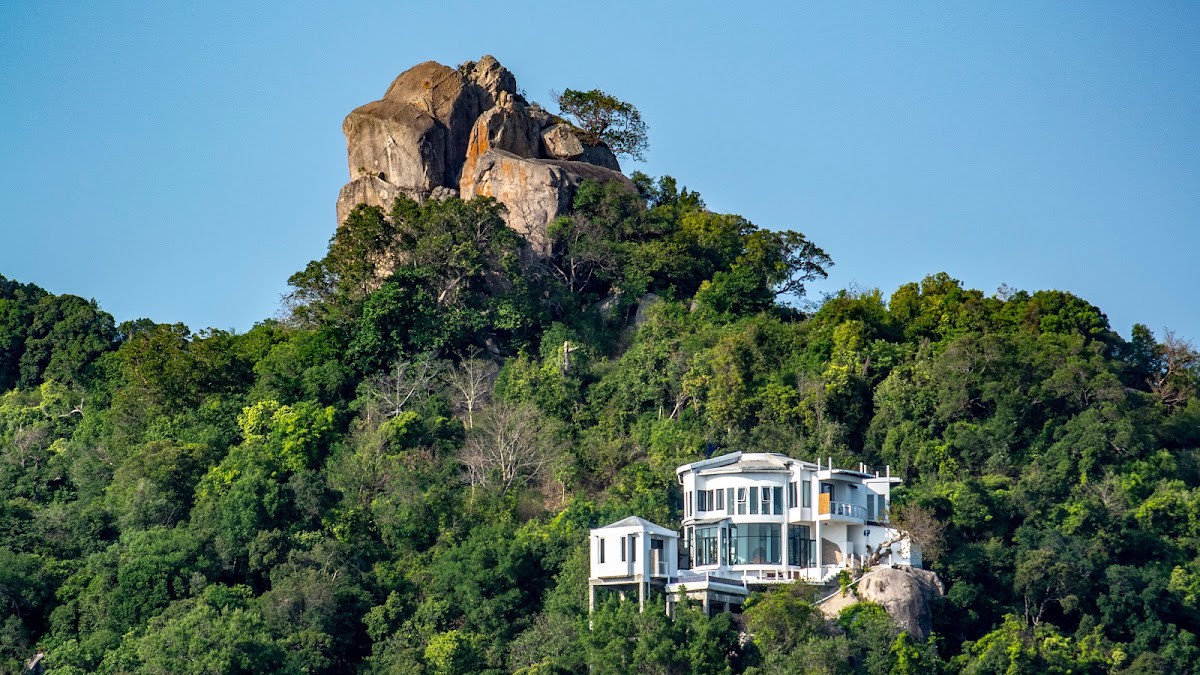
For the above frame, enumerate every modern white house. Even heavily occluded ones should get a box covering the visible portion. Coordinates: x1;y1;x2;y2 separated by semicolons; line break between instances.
589;451;920;616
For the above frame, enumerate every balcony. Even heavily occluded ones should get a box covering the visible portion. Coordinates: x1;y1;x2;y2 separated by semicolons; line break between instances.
650;550;669;577
817;494;866;522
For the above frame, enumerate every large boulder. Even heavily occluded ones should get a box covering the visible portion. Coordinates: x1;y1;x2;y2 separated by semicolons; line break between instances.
821;567;945;641
343;99;446;193
581;143;621;172
856;567;944;640
336;175;405;227
541;124;585;160
540;123;622;172
461;55;517;102
460;149;636;252
460;95;543;185
381;60;493;186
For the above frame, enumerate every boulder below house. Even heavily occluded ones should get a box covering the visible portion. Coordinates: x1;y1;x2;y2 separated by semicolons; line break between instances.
819;566;945;641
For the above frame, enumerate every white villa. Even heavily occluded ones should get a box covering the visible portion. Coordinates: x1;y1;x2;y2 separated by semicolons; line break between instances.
589;451;920;616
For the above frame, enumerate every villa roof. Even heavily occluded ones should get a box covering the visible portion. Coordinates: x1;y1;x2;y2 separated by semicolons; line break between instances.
595;516;677;537
700;459;793;475
678;451;816;476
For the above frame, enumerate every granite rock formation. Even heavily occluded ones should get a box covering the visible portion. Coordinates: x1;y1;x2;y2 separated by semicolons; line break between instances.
336;56;630;248
820;566;946;641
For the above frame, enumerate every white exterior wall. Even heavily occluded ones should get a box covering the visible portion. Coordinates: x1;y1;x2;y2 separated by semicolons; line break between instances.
591;526;637;579
676;452;914;582
590;523;678;581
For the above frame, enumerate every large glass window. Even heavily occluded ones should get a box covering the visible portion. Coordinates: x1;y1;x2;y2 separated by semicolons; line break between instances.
750;487;759;514
695;526;719;566
788;525;815;567
737;488;747;514
729;523;781;565
788;481;797;508
726;488;734;515
772;486;783;515
802;481;812;507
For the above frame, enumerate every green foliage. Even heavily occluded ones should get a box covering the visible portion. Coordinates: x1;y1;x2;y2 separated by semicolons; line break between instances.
555;88;649;161
0;172;1197;674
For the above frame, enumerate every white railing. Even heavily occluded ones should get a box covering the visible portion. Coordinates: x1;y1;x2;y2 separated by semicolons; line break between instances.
818;497;866;520
675;571;747;587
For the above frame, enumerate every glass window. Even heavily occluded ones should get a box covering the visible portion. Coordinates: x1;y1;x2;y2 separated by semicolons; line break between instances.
695;526;719;566
750;486;759;515
802;481;812;507
737;488;747;515
685;490;691;517
630;534;637;562
729;523;781;565
788;481;797;508
715;489;725;511
599;538;605;563
726;488;734;515
697;490;706;512
788;525;814;567
620;536;626;562
867;494;876;520
773;487;783;515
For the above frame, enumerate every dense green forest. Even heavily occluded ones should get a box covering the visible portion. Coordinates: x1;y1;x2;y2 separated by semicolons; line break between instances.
1;175;1198;674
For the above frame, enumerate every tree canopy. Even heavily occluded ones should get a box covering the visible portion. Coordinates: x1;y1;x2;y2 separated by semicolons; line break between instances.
0;174;1197;673
555;88;649;161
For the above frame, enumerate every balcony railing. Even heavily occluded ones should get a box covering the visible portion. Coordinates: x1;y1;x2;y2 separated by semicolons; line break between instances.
676;571;747;587
651;551;669;577
817;494;866;520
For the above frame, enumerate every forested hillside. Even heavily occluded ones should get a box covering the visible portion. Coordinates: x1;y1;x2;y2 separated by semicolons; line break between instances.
1;176;1197;673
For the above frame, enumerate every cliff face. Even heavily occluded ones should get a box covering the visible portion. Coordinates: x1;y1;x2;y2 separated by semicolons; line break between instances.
336;56;634;252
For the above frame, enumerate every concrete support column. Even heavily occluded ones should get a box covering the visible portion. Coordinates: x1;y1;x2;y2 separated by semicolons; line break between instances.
780;520;789;571
638;581;646;612
589;583;596;613
814;475;823;580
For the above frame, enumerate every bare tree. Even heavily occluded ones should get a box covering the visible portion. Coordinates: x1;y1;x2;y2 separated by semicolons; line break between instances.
445;355;498;429
546;214;618;295
865;503;945;567
360;354;444;427
1148;329;1199;410
460;402;562;493
7;425;49;471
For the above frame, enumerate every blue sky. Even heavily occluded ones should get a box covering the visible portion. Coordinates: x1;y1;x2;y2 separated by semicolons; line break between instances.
2;2;1197;341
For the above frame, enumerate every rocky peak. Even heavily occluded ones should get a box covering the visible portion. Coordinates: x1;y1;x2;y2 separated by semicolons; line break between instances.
336;56;633;251
460;55;517;102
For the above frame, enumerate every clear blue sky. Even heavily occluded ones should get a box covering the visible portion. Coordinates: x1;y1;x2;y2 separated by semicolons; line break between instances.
2;2;1197;340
